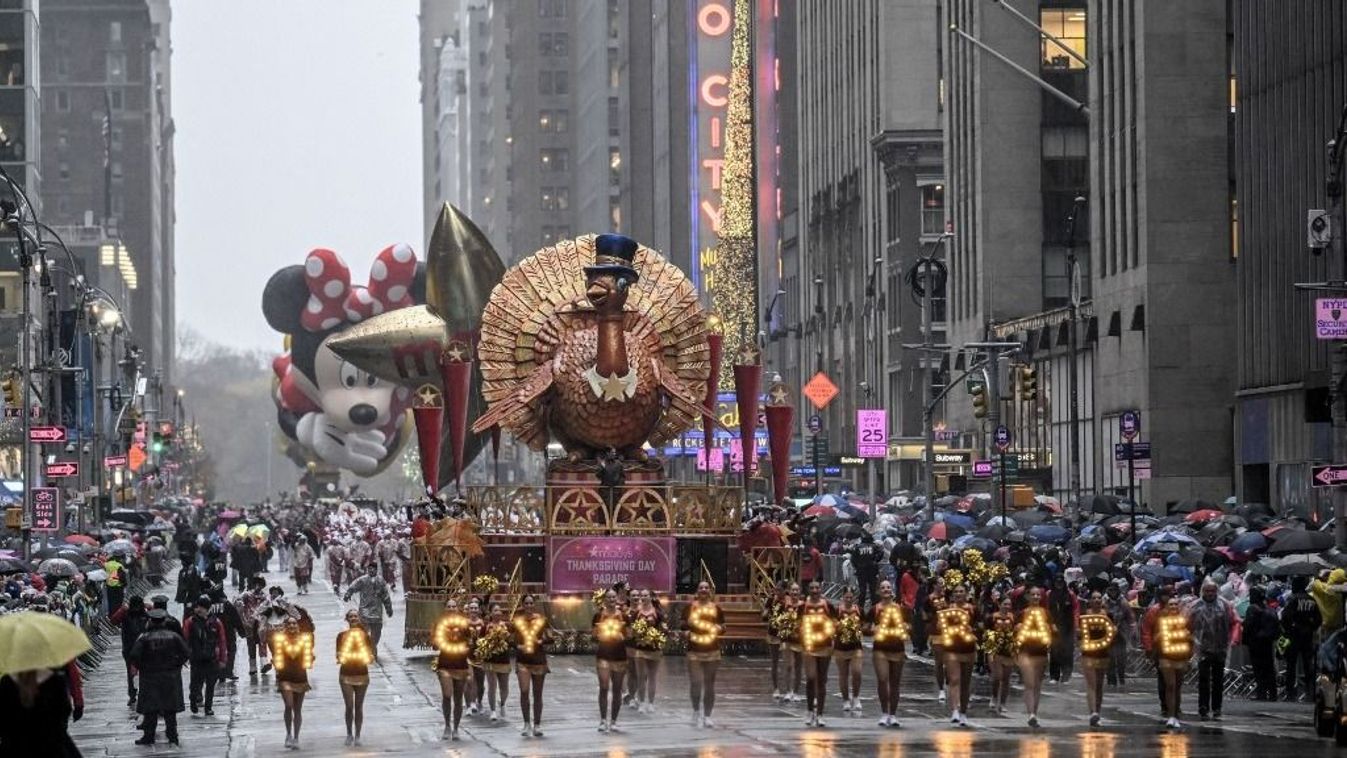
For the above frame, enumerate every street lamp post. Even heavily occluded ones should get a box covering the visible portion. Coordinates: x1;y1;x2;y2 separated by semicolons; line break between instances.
1065;196;1087;519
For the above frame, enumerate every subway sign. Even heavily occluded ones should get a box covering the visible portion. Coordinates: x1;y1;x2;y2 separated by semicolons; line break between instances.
932;451;972;465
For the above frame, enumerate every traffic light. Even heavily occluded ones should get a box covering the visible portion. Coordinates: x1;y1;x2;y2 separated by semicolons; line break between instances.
150;432;164;453
0;374;16;407
970;381;988;419
1019;365;1038;401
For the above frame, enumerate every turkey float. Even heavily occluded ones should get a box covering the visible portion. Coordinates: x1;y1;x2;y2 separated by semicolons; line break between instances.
472;234;712;466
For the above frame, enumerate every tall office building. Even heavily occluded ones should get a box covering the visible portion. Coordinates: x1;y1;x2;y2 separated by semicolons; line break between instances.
793;0;944;491
1232;1;1347;518
941;0;1233;508
39;0;175;382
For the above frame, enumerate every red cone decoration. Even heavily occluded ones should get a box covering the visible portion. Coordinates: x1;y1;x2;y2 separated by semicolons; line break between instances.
764;382;794;505
410;384;444;496
440;337;474;487
732;343;762;475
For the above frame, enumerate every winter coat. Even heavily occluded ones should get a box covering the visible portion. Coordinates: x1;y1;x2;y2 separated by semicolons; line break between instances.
174;567;201;604
1243;603;1281;648
127;626;188;714
1282;591;1323;641
183;615;227;665
0;669;80;757
120;608;150;658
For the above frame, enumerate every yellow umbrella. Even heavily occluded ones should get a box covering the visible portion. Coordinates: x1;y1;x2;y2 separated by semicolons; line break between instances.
229;523;249;539
0;611;92;676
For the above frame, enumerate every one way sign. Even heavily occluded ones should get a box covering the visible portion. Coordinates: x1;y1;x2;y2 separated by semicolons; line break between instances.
45;461;79;478
1312;464;1347;487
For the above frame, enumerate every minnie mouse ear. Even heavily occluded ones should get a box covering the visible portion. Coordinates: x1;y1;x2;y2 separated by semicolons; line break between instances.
262;265;310;335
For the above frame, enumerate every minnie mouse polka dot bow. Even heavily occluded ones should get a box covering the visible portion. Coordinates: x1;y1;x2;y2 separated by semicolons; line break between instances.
300;244;418;332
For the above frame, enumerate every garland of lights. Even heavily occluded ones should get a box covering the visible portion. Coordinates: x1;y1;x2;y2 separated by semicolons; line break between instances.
336;628;373;667
433;612;471;657
1158;614;1192;660
708;0;758;385
800;607;836;652
1079;613;1116;654
1015;606;1053;654
513;614;546;655
270;630;315;672
688;603;721;647
939;606;977;651
872;604;910;644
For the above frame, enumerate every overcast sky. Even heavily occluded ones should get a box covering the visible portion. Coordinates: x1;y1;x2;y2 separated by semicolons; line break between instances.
174;1;422;353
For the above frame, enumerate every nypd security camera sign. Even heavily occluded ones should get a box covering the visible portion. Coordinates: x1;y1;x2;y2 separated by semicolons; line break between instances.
1317;299;1347;340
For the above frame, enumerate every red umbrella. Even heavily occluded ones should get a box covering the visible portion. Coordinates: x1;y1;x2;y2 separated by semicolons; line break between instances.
803;505;836;518
926;521;967;541
63;535;97;546
1185;509;1224;524
1213;546;1249;563
952;498;976;513
1261;525;1289;538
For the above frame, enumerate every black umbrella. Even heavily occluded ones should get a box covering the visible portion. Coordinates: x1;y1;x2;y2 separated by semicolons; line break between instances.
1173;546;1205;567
1267;529;1335;556
833;523;866;541
977;524;1015;541
1077;552;1110;576
1169;500;1200;515
1090;495;1122;516
1010;509;1050;527
959;537;997;555
0;556;28;574
889;541;920;564
1220;515;1249;528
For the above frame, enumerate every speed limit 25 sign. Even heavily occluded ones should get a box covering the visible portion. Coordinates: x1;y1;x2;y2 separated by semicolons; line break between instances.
856;409;887;459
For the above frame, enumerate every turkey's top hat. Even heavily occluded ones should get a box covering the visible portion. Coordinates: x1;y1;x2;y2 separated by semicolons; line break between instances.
586;233;640;282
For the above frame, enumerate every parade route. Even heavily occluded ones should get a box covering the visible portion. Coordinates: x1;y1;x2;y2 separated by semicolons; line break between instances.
65;568;1343;757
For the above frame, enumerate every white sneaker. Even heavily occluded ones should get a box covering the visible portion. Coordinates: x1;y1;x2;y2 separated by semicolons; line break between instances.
608;721;619;733
805;713;816;727
852;698;862;715
691;712;701;726
958;712;968;727
842;700;853;712
451;729;459;741
878;715;890;727
938;690;947;703
532;726;543;737
598;719;609;733
521;720;532;737
345;736;353;746
703;717;716;728
490;708;499;722
441;727;452;741
772;689;782;701
353;737;361;746
284;736;294;748
469;704;479;716
816;714;827;727
950;710;960;724
1028;715;1039;728
1089;712;1100;726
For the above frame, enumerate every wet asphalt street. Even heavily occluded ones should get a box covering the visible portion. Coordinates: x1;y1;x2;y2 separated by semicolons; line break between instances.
68;568;1347;757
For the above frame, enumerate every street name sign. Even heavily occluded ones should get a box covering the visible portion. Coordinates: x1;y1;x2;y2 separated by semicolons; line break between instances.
1317;299;1347;340
1313;464;1347;487
31;487;58;532
45;462;78;478
856;409;887;458
29;426;66;443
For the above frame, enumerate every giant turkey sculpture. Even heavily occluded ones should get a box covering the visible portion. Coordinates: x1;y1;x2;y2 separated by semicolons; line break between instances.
472;234;711;463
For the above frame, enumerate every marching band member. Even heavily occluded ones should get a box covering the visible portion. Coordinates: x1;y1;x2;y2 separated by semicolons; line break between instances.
685;581;724;728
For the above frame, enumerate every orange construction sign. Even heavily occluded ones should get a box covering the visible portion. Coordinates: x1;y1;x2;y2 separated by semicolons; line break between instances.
128;443;147;472
802;372;839;410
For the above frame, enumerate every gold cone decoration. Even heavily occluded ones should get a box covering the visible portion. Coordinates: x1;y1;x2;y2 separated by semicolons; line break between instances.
327;203;505;491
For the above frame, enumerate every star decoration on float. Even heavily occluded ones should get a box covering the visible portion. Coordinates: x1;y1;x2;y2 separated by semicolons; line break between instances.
413;383;443;409
736;343;760;366
768;382;790;406
444;341;470;364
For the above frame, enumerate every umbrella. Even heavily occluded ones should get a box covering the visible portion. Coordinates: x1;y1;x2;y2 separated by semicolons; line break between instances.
1134;530;1201;554
835;503;871;523
104;539;134;555
1185;509;1224;524
983;515;1015;528
1100;543;1131;561
146;522;175;532
833;523;866;541
1168;500;1201;515
1249;555;1330;577
1077;552;1110;576
940;513;977;530
926;522;966;541
62;535;97;546
1089;495;1121;516
0;611;92;676
1267;529;1335;556
0;557;28;574
1173;546;1206;567
889;541;920;564
1220;515;1249;528
36;558;78;577
977;524;1016;541
1027;524;1071;544
803;505;836;518
1133;563;1186;584
1010;509;1050;527
1230;532;1269;555
108;509;151;525
247;523;271;539
814;494;843;508
952;536;997;555
83;569;108;582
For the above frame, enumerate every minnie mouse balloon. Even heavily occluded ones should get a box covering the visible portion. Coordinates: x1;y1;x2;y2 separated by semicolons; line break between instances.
262;244;427;477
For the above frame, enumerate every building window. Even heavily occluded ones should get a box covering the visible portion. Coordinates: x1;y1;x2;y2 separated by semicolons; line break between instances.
553;109;568;133
920;183;945;237
538;0;566;18
541;187;556;211
111;126;123;151
107;51;127;83
54;90;70;112
539;32;568;56
609;59;620;89
111;161;123;181
541;148;568;172
608;96;620;137
1040;9;1086;70
608;0;620;38
109;89;124;111
610;200;622;232
58;162;69;181
109;21;122;43
539;110;551;131
1229;76;1237;113
539;70;567;95
609;149;621;187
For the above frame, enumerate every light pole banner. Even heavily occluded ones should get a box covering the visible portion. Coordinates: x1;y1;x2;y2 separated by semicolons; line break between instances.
856;409;887;458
